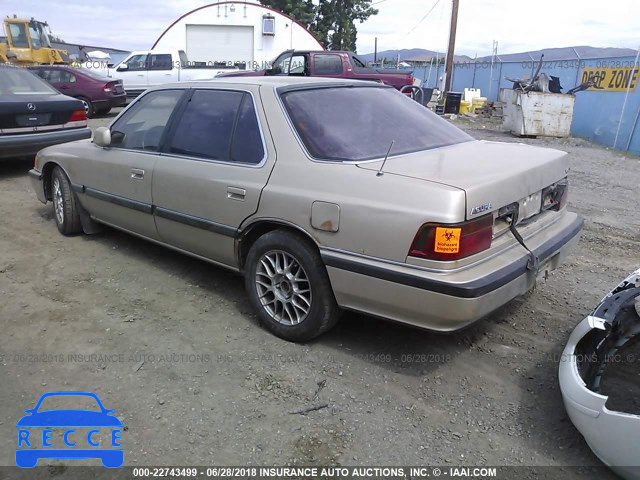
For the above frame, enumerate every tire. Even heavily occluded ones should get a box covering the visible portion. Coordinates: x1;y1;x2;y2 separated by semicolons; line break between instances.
96;107;111;116
51;166;82;236
76;96;94;118
244;230;341;342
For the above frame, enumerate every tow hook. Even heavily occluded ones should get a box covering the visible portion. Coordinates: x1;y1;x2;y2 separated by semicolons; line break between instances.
509;221;540;275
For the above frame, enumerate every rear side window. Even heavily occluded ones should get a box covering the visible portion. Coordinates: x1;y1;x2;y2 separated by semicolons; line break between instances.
281;86;473;162
168;90;264;164
45;69;76;83
110;89;183;151
314;54;342;75
149;54;172;71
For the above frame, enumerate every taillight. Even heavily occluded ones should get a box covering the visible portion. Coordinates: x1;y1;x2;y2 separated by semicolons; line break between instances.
103;83;113;93
409;214;493;261
408;74;414;85
69;109;87;122
542;178;568;211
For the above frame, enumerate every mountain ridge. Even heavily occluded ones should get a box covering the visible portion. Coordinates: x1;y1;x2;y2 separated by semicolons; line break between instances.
359;46;638;63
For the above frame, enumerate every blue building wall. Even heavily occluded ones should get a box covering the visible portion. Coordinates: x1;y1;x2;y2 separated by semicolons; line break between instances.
408;56;640;154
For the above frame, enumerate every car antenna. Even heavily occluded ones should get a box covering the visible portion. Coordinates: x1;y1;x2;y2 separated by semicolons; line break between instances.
376;140;395;177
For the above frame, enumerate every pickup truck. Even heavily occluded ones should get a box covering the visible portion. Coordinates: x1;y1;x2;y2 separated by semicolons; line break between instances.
105;49;238;98
218;50;415;90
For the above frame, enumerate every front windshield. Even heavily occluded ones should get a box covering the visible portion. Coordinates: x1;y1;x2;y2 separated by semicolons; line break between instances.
74;67;109;81
37;395;101;412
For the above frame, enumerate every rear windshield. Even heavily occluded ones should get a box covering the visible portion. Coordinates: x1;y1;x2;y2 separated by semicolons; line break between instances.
0;66;58;95
280;86;473;162
74;68;109;81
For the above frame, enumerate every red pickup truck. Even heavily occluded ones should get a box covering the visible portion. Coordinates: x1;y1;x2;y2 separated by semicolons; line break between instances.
219;50;415;91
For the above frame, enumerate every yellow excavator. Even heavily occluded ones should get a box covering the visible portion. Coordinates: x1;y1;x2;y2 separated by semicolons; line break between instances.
1;16;71;66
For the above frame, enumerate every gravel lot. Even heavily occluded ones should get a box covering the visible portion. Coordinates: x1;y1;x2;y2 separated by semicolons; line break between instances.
0;109;638;477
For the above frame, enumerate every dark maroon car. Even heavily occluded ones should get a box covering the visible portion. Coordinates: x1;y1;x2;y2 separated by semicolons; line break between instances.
28;65;126;118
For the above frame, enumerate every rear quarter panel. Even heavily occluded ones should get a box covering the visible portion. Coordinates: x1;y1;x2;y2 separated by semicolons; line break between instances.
244;86;466;263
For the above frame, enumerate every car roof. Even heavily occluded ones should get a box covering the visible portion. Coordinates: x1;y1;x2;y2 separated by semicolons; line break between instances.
150;76;386;91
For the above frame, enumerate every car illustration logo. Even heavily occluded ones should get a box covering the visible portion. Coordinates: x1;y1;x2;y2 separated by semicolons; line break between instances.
15;391;123;468
27;103;36;111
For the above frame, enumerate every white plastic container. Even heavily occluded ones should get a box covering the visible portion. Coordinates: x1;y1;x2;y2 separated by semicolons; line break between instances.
463;88;481;103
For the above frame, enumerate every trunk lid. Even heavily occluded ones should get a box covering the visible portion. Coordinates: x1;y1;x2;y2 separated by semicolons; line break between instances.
0;94;84;133
357;140;569;220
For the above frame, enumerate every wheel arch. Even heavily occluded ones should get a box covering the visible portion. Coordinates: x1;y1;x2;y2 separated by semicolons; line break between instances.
41;161;67;201
237;219;321;272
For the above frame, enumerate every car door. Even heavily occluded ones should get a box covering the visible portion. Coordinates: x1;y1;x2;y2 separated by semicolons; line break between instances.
74;89;185;240
113;54;149;92
272;52;309;76
152;87;274;267
52;69;79;97
146;53;175;87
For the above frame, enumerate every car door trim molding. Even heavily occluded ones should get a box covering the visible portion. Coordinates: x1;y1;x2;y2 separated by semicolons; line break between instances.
321;215;584;299
80;186;238;236
154;207;238;238
70;182;84;194
84;187;153;214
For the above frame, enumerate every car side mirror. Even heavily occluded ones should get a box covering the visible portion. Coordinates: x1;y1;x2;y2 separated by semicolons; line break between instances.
116;64;128;72
93;127;111;147
266;66;282;76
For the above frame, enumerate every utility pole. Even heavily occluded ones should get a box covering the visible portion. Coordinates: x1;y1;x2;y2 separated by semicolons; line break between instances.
374;37;378;63
443;0;459;92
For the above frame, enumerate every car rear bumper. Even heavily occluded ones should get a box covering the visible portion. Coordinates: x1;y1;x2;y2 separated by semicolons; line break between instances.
558;268;640;480
15;448;124;468
0;128;92;159
322;211;583;331
94;94;127;109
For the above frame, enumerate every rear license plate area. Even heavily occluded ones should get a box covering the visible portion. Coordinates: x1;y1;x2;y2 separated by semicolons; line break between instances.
519;191;542;221
16;113;52;127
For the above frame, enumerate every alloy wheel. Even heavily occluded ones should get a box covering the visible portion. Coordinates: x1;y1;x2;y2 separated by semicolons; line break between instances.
52;177;64;225
255;250;312;325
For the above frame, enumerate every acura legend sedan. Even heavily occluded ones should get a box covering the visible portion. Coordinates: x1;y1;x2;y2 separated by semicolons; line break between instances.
29;77;583;341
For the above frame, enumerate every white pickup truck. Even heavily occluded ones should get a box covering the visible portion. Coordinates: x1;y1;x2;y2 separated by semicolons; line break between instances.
106;49;238;98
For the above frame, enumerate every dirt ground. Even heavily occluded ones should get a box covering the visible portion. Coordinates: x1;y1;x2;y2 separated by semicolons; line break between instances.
0;109;638;477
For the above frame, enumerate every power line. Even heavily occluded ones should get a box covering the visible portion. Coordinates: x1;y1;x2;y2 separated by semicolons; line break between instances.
407;0;442;35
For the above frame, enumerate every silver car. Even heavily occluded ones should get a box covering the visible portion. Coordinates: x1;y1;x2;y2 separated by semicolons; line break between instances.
29;77;583;341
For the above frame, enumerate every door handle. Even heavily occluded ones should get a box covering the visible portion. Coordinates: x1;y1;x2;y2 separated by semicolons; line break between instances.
227;186;246;201
59;85;70;90
131;168;145;180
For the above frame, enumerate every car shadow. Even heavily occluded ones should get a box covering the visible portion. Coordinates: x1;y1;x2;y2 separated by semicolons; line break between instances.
0;158;34;178
45;218;507;378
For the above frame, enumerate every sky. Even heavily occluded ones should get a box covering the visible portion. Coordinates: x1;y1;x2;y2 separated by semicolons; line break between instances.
2;0;638;56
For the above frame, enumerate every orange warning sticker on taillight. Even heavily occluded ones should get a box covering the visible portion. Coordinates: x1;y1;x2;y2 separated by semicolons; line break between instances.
434;227;462;254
